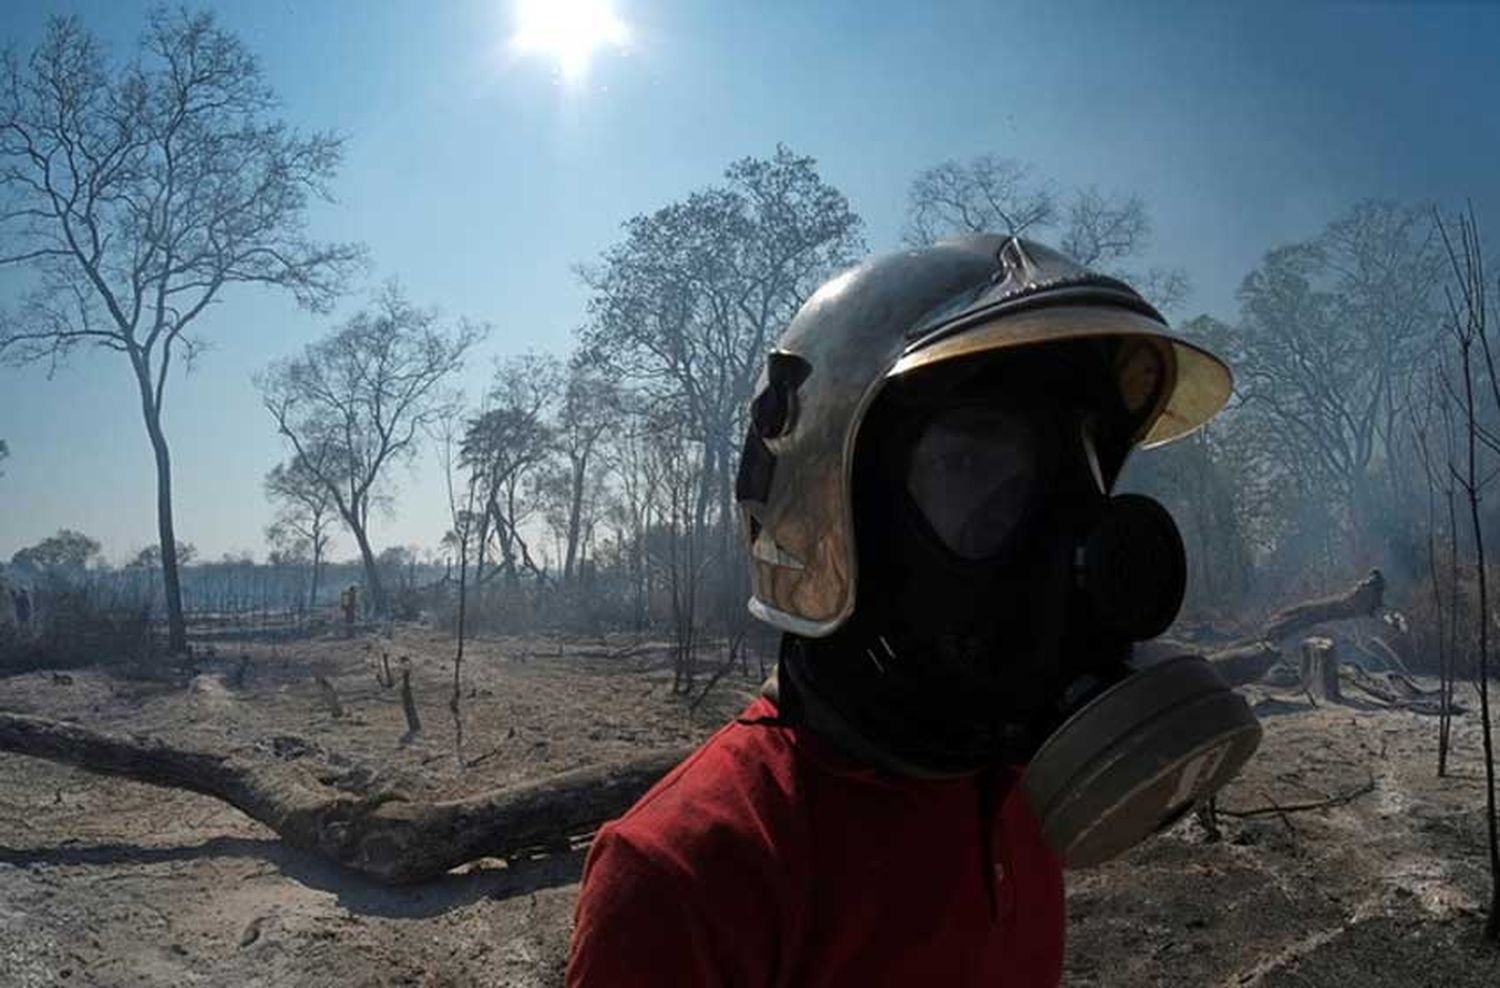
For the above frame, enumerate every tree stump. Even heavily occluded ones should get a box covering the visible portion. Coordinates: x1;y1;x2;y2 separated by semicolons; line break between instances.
315;675;344;719
401;668;422;739
1300;637;1340;702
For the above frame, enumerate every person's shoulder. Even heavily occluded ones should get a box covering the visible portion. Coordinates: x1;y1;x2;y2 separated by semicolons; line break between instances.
572;704;796;986
608;696;804;869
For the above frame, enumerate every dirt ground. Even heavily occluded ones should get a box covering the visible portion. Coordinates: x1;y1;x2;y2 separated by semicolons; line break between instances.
0;627;1497;987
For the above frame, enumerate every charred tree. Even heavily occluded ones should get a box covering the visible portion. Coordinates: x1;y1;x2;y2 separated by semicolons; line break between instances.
400;667;423;741
314;676;344;719
1437;206;1500;942
438;410;483;763
1410;367;1460;775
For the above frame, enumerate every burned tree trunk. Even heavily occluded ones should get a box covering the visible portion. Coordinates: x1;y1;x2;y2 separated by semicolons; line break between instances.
1300;637;1341;702
1262;569;1385;642
315;675;344;719
1201;571;1389;689
0;712;688;885
400;668;423;739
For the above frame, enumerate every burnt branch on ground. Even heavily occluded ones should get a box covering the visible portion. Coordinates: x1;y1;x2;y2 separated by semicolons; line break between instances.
1216;774;1377;820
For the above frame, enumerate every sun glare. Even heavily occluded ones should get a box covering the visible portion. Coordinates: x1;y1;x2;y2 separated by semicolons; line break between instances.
510;0;631;83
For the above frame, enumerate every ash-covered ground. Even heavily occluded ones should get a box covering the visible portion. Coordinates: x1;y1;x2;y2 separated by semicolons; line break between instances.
0;628;1497;987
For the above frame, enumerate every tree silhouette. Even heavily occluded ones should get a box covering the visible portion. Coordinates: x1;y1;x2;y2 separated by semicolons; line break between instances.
260;285;481;616
264;450;337;614
580;146;863;628
0;12;362;652
904;154;1189;311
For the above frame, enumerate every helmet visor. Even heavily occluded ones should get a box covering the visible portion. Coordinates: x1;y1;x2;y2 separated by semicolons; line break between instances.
905;405;1041;560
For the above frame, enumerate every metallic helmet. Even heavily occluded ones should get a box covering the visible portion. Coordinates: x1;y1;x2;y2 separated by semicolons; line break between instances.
735;234;1233;637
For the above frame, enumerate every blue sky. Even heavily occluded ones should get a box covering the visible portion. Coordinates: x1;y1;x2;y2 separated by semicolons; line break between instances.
1;0;1496;564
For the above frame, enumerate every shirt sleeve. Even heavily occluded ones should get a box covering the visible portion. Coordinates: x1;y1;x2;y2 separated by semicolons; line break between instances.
567;826;752;988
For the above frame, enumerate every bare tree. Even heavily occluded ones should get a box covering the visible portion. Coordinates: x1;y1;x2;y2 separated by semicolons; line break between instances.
1225;201;1442;573
259;285;481;616
1061;187;1191;312
553;356;621;585
580;145;862;636
1058;186;1150;267
0;12;362;653
461;353;560;587
0;438;8;478
599;395;670;629
264;450;337;615
903;156;1189;311
436;406;483;763
903;155;1055;244
1405;357;1476;778
1435;206;1500;940
648;408;706;693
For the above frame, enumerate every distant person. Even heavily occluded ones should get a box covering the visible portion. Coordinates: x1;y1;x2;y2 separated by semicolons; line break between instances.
13;587;31;633
340;585;358;634
568;237;1262;986
0;575;15;634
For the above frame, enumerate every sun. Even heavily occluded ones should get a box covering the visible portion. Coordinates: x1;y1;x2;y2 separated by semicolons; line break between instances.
510;0;631;83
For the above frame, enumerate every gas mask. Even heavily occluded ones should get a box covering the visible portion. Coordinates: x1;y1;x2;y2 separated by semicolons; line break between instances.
787;342;1261;867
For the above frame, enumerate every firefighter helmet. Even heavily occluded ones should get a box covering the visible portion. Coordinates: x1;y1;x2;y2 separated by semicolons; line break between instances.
735;234;1232;636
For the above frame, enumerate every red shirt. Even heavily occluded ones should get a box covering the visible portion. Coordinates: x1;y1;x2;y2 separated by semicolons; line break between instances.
567;696;1065;987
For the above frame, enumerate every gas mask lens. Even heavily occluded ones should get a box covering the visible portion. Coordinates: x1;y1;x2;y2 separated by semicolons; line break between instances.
905;405;1039;560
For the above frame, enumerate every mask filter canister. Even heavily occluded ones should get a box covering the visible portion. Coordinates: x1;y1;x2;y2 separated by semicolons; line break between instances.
1022;654;1262;868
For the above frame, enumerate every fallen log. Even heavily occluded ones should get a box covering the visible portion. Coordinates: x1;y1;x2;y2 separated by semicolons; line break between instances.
0;711;689;885
1341;665;1466;717
1206;641;1283;688
1200;571;1388;689
1262;569;1385;643
1386;671;1441;699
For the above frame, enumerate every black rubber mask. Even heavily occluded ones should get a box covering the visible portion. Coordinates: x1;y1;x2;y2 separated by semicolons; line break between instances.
862;379;1112;726
795;342;1187;772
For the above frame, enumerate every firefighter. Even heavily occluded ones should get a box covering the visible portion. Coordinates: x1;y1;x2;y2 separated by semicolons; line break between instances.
568;236;1262;987
0;574;15;634
340;584;358;633
13;586;30;634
